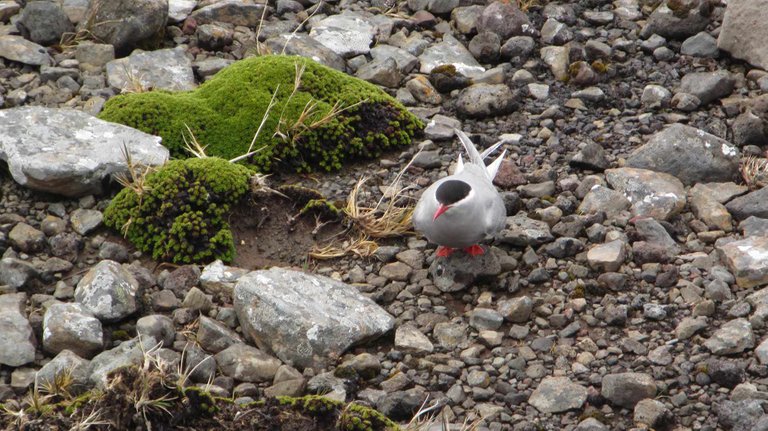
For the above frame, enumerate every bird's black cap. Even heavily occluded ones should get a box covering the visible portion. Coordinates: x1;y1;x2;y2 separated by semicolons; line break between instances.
435;180;471;205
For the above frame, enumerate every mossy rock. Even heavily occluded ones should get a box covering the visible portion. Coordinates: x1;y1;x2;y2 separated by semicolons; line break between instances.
99;55;423;173
104;157;252;264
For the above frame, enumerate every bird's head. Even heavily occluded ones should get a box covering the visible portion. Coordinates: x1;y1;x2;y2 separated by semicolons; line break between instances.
433;179;473;221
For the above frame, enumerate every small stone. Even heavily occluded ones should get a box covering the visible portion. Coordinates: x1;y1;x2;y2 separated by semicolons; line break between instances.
601;373;657;408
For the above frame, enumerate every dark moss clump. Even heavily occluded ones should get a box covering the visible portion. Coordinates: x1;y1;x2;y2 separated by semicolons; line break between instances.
278;395;398;431
104;157;252;264
99;55;423;173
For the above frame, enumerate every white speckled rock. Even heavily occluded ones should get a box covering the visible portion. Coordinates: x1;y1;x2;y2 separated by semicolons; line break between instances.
309;11;376;58
43;302;104;358
419;33;486;78
234;268;395;369
704;318;755;355
106;46;196;92
717;237;768;289
0;106;167;197
75;260;139;322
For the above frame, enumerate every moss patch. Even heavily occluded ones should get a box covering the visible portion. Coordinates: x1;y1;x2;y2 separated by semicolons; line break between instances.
99;55;423;173
104;157;252;264
3;365;400;431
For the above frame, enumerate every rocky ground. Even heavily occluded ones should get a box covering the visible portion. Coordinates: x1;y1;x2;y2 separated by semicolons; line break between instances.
4;0;768;430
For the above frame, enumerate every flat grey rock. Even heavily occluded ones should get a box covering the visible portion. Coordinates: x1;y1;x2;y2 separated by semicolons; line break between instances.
215;343;281;382
529;376;588;413
678;71;735;106
0;106;167;197
188;0;268;27
419;34;485;78
234;268;395;369
0;293;36;367
727;187;768;221
717;237;768;289
106;46;196;92
606;167;686;220
704;318;755;355
309;12;376;58
0;35;52;66
265;34;346;71
578;185;631;218
627;124;740;186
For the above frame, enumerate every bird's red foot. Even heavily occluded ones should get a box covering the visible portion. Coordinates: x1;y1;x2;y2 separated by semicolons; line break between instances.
436;246;456;257
463;245;486;256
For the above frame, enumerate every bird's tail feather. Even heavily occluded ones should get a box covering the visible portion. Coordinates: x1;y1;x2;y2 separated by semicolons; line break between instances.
454;129;506;180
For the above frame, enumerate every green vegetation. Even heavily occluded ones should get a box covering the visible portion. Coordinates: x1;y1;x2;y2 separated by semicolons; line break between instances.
104;157;252;264
99;55;422;173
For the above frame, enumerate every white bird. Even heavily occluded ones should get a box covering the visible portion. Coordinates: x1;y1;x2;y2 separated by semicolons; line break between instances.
413;129;507;257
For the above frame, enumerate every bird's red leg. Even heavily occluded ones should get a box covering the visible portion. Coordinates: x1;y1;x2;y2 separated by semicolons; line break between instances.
463;244;486;256
436;246;456;257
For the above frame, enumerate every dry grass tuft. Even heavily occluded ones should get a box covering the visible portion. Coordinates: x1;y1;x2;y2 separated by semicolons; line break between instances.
741;155;768;190
114;143;158;236
309;152;419;259
309;232;379;260
401;396;487;431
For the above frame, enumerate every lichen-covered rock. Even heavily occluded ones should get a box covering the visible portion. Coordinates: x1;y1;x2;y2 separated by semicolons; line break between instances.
103;157;251;264
75;260;138;322
99;55;423;173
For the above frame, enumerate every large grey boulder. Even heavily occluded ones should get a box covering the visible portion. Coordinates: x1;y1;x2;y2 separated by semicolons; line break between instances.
234;268;395;369
106;47;196;92
17;1;74;46
82;0;168;54
626;124;740;186
0;293;36;367
43;302;104;358
0;107;167;198
75;260;139;322
309;11;376;58
718;0;768;70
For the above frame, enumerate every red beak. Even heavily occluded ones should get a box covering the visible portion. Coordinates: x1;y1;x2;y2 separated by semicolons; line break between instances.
433;204;450;221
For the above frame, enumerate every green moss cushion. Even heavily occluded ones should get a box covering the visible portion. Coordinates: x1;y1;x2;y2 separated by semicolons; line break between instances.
99;55;423;172
103;157;252;264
